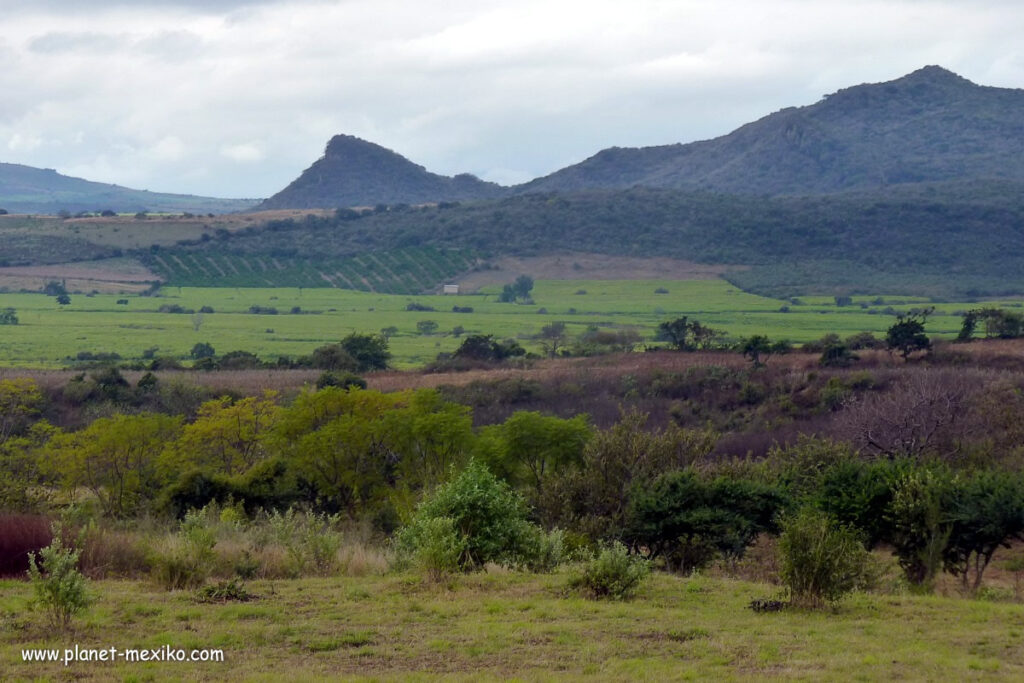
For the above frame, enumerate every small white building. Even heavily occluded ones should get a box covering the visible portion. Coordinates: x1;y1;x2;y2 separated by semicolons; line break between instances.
442;284;460;295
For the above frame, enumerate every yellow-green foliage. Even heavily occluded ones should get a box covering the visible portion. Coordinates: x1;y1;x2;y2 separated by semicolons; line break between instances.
162;392;281;476
42;413;183;518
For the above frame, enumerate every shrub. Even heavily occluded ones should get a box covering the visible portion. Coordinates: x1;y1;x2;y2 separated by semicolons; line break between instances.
778;508;872;608
520;527;567;573
395;460;537;572
943;470;1024;594
195;578;256;603
624;469;785;573
886;467;953;591
0;515;52;577
150;509;217;590
27;523;91;629
315;371;367;390
254;508;343;577
568;542;650;600
396;516;466;581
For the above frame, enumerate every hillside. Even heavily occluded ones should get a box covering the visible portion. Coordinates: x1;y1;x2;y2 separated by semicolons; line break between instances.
0;162;256;215
161;180;1024;297
257;135;505;210
517;66;1024;195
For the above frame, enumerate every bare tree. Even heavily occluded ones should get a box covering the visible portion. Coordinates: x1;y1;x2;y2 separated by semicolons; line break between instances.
835;369;985;461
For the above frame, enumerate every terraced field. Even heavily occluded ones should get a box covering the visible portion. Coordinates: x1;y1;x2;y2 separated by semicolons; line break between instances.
143;248;478;293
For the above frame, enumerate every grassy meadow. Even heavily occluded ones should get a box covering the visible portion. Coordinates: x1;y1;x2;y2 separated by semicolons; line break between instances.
4;571;1024;680
0;279;1016;368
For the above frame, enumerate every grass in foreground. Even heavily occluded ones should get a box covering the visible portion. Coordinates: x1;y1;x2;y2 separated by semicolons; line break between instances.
3;571;1024;680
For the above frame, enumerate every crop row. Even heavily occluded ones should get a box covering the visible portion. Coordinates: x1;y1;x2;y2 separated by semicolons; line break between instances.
145;248;476;293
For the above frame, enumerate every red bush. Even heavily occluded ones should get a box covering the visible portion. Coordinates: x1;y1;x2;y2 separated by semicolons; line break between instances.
0;515;52;578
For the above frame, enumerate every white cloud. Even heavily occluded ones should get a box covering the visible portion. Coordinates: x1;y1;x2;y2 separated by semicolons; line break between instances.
220;142;264;162
0;0;1020;197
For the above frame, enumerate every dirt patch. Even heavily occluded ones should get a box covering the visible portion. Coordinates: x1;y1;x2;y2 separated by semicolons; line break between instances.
0;258;159;283
454;253;746;291
0;257;160;293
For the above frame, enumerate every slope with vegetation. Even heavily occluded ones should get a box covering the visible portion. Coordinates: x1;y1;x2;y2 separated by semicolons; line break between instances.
518;66;1024;195
173;183;1024;297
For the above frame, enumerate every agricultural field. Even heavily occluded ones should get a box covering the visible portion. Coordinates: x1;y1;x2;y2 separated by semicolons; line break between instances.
0;279;1018;368
4;571;1024;680
144;247;478;293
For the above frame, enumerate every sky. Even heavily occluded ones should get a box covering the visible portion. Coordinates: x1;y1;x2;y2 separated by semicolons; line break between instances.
1;0;1022;199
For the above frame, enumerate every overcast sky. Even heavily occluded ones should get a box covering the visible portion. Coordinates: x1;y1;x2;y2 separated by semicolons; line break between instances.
1;0;1021;198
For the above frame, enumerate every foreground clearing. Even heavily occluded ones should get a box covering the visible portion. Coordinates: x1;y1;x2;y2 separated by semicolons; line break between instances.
3;572;1024;680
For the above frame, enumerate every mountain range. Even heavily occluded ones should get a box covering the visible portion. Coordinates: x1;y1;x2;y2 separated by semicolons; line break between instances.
258;65;1024;208
4;66;1022;213
0;163;256;215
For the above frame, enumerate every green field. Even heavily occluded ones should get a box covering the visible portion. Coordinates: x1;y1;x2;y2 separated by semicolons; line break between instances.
0;279;1018;368
3;572;1023;680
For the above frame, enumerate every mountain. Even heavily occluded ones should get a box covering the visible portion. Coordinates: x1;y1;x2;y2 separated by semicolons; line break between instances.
257;135;505;210
0;163;257;215
517;66;1024;195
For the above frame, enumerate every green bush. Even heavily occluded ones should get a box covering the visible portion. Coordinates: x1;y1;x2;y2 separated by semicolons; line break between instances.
778;508;873;608
624;469;785;572
886;468;953;591
27;523;92;630
943;470;1024;594
395;460;538;572
569;542;650;600
149;509;217;590
255;508;343;578
520;527;567;573
395;516;466;581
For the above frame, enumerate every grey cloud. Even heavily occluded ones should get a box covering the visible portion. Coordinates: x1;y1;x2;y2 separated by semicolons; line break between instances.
29;32;130;54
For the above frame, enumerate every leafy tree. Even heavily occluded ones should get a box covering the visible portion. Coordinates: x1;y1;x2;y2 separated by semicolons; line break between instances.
453;334;525;363
309;343;357;371
625;469;785;572
478;411;592;499
741;335;773;367
56;293;71;306
0;378;44;443
416;320;439;335
380;325;398;339
0;308;17;325
218;350;263;369
543;410;718;539
886;308;933;360
44;413;182;517
190;342;216;359
315;371;366;391
943;470;1024;594
656;317;692;350
886;467;953;590
513;275;534;301
537;321;569;357
819;339;858;367
384;389;476;498
162;393;281;477
498;284;517;303
43;280;67;296
340;332;391;371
